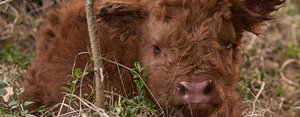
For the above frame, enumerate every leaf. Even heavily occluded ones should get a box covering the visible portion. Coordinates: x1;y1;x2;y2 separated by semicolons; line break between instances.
1;108;9;114
72;80;78;84
137;82;144;89
20;110;28;116
8;101;20;107
130;68;137;75
275;87;285;95
24;101;34;107
134;80;138;84
104;94;111;98
74;68;82;77
4;114;13;117
104;101;110;106
286;9;295;16
133;74;139;79
140;90;145;96
142;72;149;77
116;107;122;114
126;109;132;117
260;73;265;81
134;62;141;71
37;106;47;113
0;81;8;88
82;72;89;76
67;82;73;86
0;89;7;96
7;54;13;63
140;66;150;71
61;86;72;93
67;75;74;78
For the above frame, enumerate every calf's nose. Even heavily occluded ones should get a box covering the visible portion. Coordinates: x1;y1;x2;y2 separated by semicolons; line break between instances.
177;80;216;104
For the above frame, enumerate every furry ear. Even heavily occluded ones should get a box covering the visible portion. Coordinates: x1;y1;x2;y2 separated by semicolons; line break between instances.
96;2;146;33
245;0;285;19
232;0;285;34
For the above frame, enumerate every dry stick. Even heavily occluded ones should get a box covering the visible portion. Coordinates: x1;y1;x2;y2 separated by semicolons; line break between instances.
86;0;105;108
0;0;11;6
64;94;107;116
250;82;265;117
57;96;76;116
114;57;128;96
104;91;159;115
79;62;91;115
279;59;299;87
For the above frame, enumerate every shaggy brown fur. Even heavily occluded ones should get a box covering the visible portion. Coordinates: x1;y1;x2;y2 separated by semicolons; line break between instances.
20;0;284;116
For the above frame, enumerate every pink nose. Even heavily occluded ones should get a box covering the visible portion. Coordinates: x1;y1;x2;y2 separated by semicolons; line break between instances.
177;80;216;104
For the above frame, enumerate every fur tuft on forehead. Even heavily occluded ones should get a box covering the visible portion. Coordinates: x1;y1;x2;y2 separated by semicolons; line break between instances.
147;0;285;34
151;0;231;23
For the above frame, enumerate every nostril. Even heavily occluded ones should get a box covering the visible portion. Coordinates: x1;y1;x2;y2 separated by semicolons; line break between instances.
177;84;187;94
203;80;214;95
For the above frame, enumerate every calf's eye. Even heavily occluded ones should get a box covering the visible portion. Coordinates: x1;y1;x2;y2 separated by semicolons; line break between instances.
153;45;162;56
225;43;232;49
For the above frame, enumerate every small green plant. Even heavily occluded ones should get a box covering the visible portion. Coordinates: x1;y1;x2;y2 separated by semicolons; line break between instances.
113;62;158;116
283;44;300;60
238;68;253;100
130;62;150;97
238;78;253;100
289;44;300;56
0;81;35;116
0;81;8;96
0;44;34;69
286;9;295;16
274;86;285;96
0;100;35;116
253;66;265;81
61;68;89;99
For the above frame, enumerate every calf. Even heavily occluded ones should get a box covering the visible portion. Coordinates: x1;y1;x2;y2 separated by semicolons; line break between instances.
20;0;284;116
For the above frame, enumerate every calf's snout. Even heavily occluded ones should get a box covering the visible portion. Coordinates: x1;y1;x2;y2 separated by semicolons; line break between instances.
177;80;217;104
175;80;222;117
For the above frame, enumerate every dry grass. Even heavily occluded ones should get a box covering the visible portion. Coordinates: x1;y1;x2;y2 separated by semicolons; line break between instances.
0;0;299;116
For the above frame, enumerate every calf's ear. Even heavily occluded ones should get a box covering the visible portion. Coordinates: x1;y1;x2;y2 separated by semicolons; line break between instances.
233;0;285;34
96;2;147;33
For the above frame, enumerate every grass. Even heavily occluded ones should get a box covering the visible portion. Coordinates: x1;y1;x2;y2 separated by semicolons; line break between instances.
1;0;300;116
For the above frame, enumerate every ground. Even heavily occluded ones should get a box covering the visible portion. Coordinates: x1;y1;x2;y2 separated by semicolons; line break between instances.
0;0;299;116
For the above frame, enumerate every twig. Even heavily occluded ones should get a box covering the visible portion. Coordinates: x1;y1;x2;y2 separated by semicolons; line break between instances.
0;0;11;6
63;93;109;116
86;0;105;108
279;59;299;87
250;82;265;117
57;96;67;116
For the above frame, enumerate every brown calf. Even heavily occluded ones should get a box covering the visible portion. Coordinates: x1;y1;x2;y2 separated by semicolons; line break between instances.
20;0;284;116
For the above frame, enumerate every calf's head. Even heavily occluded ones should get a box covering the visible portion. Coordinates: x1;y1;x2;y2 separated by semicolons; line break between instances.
98;0;284;116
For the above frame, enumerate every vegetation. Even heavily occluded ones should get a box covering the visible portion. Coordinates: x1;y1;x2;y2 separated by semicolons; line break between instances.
0;0;299;116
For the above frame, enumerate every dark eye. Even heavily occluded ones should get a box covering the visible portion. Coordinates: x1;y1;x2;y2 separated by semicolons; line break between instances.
153;45;162;56
225;43;232;49
225;82;232;87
